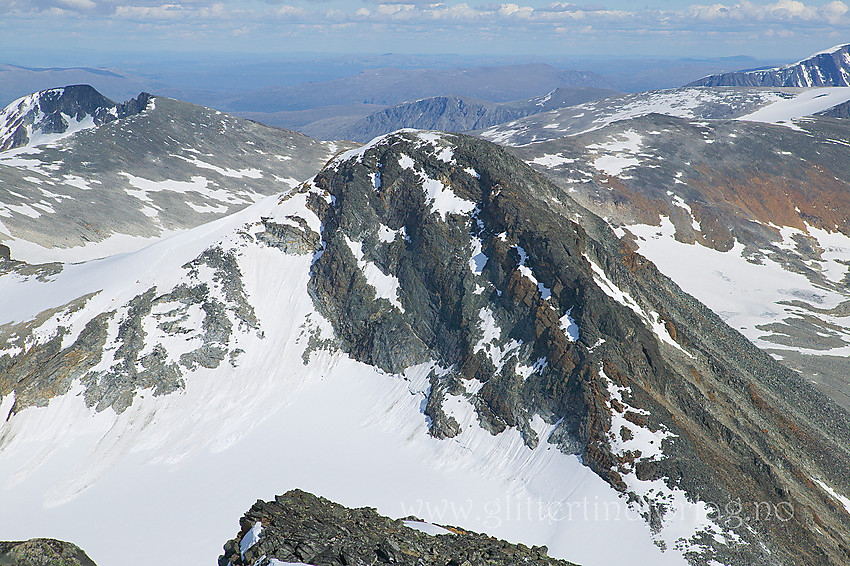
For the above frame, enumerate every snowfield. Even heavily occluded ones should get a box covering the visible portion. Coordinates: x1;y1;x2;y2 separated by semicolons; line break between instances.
737;87;850;129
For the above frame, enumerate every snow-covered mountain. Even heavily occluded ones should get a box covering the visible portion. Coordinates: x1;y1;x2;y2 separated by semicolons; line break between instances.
690;44;850;87
0;86;353;263
2;130;848;566
0;85;150;152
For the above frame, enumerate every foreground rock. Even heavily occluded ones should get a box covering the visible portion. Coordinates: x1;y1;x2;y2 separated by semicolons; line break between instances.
0;539;96;566
220;489;578;566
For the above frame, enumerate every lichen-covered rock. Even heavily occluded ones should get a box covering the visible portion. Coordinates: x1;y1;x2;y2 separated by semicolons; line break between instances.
219;489;577;566
0;539;97;566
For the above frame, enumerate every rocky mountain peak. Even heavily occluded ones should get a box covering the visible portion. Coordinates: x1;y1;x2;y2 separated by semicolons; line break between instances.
300;131;850;564
0;84;152;152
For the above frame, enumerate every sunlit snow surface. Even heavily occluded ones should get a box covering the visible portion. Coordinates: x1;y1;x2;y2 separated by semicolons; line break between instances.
737;87;850;129
0;176;690;566
624;217;850;358
479;88;791;146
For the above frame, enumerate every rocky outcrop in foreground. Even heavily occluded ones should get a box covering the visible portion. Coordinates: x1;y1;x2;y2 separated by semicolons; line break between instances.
220;489;578;566
0;539;96;566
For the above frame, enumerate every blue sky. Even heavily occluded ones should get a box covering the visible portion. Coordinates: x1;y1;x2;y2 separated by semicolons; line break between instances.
1;0;848;64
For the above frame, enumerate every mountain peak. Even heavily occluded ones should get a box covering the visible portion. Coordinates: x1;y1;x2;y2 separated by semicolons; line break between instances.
0;84;152;152
688;43;850;87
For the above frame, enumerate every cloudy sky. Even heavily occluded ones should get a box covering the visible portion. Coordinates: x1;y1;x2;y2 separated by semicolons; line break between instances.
1;0;848;64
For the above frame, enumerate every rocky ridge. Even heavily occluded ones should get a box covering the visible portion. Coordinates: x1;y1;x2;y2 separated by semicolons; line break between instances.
301;131;850;566
689;44;850;87
220;489;578;566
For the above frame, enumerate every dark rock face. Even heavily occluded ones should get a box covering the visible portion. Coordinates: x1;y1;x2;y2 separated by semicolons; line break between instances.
0;539;97;566
219;489;577;566
689;44;850;87
302;131;850;566
0;85;151;151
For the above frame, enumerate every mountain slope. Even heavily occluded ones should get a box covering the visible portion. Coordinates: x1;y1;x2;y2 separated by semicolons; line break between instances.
0;86;352;263
507;110;850;413
689;44;850;87
477;87;813;146
2;131;849;566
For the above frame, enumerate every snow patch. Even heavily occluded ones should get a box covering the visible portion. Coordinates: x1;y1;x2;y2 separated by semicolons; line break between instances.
345;235;404;312
737;88;850;128
240;521;263;557
559;307;579;342
583;250;689;356
403;520;453;536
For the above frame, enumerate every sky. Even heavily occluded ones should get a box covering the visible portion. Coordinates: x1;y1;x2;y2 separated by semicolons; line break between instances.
1;0;849;66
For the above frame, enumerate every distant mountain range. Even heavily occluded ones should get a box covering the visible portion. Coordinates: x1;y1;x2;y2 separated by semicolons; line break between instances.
0;57;786;140
0;63;162;108
690;43;850;87
312;87;621;142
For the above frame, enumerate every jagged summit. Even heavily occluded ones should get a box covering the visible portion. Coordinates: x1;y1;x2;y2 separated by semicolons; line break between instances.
689;43;850;87
0;85;151;152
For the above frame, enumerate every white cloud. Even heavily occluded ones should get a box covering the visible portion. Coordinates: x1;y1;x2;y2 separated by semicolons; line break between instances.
58;0;96;9
3;0;850;49
687;0;849;23
276;4;309;17
114;3;186;19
